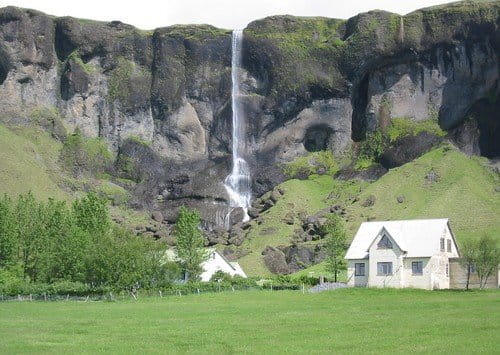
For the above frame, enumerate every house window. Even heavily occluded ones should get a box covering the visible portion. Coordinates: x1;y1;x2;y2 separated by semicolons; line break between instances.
446;263;449;277
412;261;423;275
355;263;365;276
377;262;393;276
440;238;445;252
447;239;451;253
377;235;393;249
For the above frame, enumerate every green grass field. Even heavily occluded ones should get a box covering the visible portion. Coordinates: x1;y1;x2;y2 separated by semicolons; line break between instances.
0;289;498;353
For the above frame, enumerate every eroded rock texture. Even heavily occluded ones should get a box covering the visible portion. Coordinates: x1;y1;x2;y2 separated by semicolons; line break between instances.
0;1;498;225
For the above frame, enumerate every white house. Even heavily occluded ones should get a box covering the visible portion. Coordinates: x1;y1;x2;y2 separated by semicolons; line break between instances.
345;218;459;290
200;249;247;282
164;248;247;282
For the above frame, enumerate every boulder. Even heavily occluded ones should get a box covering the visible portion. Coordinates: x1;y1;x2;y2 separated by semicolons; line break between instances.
228;227;245;246
248;207;260;218
229;207;245;226
262;246;291;274
283;212;295;225
151;211;164;222
362;195;376;207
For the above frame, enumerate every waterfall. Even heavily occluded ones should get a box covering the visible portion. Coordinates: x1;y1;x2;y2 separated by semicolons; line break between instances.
223;29;251;225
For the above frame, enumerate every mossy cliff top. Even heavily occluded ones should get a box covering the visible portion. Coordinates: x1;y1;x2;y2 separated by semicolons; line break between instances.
243;0;500;110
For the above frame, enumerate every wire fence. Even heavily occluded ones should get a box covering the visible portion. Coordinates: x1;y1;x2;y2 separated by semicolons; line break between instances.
0;283;311;302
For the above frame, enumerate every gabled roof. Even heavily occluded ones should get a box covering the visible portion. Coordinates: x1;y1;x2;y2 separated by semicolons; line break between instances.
345;218;455;259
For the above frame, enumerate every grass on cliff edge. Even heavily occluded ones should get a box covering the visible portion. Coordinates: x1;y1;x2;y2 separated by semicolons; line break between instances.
0;123;68;201
239;145;500;277
0;288;498;353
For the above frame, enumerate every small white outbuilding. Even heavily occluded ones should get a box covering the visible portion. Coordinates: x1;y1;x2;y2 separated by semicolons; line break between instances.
164;248;247;282
200;249;247;282
345;218;459;290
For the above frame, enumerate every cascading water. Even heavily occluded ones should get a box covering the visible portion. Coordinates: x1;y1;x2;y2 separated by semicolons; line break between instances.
223;29;251;226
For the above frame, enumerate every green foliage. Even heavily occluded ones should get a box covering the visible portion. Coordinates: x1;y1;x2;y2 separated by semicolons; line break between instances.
67;50;95;74
475;235;500;288
358;131;388;162
173;206;207;281
94;181;131;206
210;270;233;282
0;192;164;290
321;214;347;282
283;150;337;178
60;128;113;176
108;57;151;107
245;17;346;99
108;57;134;102
72;192;110;237
387;118;446;142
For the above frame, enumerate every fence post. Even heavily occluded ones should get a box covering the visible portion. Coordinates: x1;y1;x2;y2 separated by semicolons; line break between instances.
29;294;33;301
177;290;181;297
197;288;200;295
159;290;162;298
85;295;89;303
271;283;273;292
66;294;70;301
44;293;47;301
302;284;305;294
232;286;235;292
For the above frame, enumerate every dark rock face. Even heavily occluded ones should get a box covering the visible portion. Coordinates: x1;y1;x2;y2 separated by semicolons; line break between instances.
380;132;443;169
0;2;498;227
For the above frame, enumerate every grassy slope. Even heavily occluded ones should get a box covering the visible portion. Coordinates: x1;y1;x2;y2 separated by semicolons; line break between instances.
240;145;500;277
0;123;69;201
0;289;498;353
238;176;367;276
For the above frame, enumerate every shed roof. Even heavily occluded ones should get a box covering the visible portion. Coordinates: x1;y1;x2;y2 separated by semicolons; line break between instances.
345;218;454;259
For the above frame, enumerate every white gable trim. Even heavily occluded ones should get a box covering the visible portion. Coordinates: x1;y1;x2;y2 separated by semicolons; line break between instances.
366;227;406;253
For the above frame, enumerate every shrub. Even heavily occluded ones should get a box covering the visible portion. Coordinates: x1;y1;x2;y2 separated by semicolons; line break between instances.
60;128;113;176
358;131;388;162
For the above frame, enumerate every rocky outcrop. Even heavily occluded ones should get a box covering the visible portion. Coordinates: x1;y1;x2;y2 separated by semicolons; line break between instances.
0;2;498;228
262;244;327;274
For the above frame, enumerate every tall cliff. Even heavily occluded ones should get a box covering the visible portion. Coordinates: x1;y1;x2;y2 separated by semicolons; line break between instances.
0;1;498;226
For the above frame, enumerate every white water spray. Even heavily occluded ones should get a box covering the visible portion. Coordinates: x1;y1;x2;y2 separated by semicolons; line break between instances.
224;29;251;224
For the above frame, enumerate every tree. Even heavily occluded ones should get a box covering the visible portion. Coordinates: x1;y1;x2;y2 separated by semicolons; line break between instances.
173;206;207;281
474;235;500;289
459;239;476;290
0;195;16;267
72;192;110;237
321;214;347;282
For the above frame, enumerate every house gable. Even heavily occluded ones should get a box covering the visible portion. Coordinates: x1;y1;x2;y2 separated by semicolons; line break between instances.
367;227;405;255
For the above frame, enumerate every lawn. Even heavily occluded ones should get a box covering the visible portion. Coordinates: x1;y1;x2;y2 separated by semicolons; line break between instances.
0;288;498;353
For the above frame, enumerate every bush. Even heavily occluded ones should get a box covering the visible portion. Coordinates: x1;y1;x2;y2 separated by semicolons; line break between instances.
358;131;388;162
60;128;113;176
